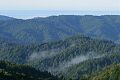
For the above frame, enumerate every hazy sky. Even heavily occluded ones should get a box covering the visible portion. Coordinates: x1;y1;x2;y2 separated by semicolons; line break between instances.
0;0;120;18
0;0;119;11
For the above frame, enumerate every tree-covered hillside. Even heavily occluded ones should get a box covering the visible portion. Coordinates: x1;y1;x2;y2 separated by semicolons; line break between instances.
0;15;120;80
63;54;120;80
0;15;120;44
0;35;120;80
87;64;120;80
0;61;58;80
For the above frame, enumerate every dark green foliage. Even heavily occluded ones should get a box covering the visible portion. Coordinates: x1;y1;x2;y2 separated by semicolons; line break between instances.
0;61;58;80
86;64;120;80
29;36;120;72
0;35;120;80
63;54;120;80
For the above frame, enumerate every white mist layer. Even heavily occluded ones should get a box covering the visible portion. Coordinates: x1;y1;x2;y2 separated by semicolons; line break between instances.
28;49;59;61
49;52;105;73
64;52;105;68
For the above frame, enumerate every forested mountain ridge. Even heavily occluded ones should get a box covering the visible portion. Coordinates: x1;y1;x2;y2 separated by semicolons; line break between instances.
0;15;120;80
0;15;120;44
0;15;15;21
0;35;120;80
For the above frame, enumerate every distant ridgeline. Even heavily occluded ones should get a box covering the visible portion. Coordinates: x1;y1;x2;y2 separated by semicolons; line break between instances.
0;15;120;44
0;34;120;80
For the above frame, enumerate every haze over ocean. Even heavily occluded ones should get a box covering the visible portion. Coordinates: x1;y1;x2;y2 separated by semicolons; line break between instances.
0;10;120;19
0;0;119;19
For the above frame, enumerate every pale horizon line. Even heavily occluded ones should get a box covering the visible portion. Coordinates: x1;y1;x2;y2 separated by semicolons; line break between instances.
0;10;120;19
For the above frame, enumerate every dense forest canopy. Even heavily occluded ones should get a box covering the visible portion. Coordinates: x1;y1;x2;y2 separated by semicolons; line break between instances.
0;15;120;80
0;61;58;80
0;34;120;80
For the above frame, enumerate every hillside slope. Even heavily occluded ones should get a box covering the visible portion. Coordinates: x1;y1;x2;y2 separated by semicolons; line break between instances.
0;35;120;80
63;54;120;80
0;15;120;43
0;15;15;21
88;64;120;80
0;61;58;80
